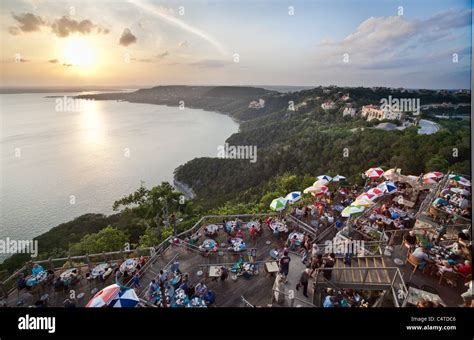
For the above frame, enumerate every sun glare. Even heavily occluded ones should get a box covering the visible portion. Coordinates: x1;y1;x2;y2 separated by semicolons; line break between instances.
61;37;98;73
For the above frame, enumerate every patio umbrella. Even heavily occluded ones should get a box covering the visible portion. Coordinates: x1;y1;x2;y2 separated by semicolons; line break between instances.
86;284;121;308
423;177;438;185
365;167;384;179
332;175;346;182
285;191;302;204
450;188;470;196
317;175;332;182
270;197;287;212
367;187;384;197
310;185;328;196
356;192;376;201
383;168;401;180
448;174;466;181
353;197;374;207
433;198;448;206
313;179;329;187
304;186;319;194
110;288;140;308
377;181;397;193
341;205;365;218
423;172;443;180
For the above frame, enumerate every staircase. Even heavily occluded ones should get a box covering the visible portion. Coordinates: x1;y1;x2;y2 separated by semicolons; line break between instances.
330;256;392;289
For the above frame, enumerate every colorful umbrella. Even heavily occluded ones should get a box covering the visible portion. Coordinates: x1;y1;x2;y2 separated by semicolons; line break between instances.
317;175;332;182
367;187;384;197
423;172;443;180
341;205;365;217
313;179;329;187
448;174;466;181
450;188;470;196
310;185;328;196
285;191;302;204
356;192;376;201
303;186;319;194
433;198;448;206
332;175;346;182
86;284;121;308
110;288;140;308
383;168;401;180
365;167;384;179
353;197;374;207
377;181;397;193
423;177;438;185
270;197;287;212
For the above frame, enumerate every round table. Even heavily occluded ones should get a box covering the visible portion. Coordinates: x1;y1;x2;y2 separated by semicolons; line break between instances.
91;263;108;279
200;239;217;251
120;259;138;274
246;221;261;231
288;231;304;245
206;224;219;233
60;268;77;282
270;221;288;233
230;238;246;252
225;221;239;233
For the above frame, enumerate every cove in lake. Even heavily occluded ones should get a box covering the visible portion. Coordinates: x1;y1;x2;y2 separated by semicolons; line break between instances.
0;93;239;257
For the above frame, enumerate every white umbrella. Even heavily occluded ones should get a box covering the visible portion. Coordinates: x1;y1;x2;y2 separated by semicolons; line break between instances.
332;175;346;182
285;191;302;204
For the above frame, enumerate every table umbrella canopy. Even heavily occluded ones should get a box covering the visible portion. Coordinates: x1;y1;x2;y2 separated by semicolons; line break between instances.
365;167;384;179
110;288;140;308
433;198;448;206
383;168;401;180
270;197;287;212
285;191;302;204
304;186;319;193
356;192;376;201
313;179;329;187
341;205;365;217
86;284;121;308
423;172;443;180
377;181;397;193
367;187;384;197
310;185;328;196
423;177;438;185
332;175;346;182
353;197;375;207
450;188;470;196
317;175;332;182
449;175;471;187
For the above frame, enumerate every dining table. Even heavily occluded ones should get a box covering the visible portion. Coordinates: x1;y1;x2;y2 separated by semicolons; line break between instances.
270;221;288;233
120;258;138;275
402;287;446;307
246;221;261;231
91;263;109;279
60;268;77;282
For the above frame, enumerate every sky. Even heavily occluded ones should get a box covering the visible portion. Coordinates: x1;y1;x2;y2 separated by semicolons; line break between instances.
0;0;472;89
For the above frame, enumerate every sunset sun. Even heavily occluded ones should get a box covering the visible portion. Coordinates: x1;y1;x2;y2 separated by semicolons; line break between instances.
61;37;98;71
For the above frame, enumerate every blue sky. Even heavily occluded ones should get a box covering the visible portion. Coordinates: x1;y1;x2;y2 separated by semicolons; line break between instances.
1;0;472;89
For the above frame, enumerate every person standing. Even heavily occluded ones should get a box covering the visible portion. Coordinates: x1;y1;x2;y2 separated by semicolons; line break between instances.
279;250;291;282
296;267;312;298
323;253;336;281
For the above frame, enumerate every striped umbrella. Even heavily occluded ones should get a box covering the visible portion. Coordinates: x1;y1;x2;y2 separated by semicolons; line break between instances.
332;175;346;182
423;177;438;185
270;197;287;212
110;288;140;308
353;196;374;207
317;175;332;182
383;168;400;180
423;172;443;180
310;185;329;196
285;191;302;204
304;186;319;193
313;179;329;187
377;181;397;193
86;284;121;308
356;192;376;201
341;205;365;217
365;167;384;179
449;175;471;187
367;187;384;197
450;188;470;196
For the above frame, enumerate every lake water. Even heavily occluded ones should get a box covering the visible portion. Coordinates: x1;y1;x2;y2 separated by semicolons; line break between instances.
0;92;238;255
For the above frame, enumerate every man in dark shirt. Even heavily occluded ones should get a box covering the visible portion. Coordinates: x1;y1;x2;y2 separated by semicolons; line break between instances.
404;230;418;249
279;250;291;279
458;229;470;242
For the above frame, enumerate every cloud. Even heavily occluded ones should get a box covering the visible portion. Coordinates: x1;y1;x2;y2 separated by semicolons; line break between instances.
48;59;59;63
119;28;137;46
11;12;47;32
8;13;109;37
178;40;189;48
51;16;108;37
190;59;233;68
315;9;472;70
155;51;169;58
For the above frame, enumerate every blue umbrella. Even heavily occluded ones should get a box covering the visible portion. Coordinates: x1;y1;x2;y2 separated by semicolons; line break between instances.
285;191;302;204
317;175;333;182
110;288;140;308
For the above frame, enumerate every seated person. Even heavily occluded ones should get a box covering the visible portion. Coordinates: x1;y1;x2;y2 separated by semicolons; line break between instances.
403;230;418;250
235;229;244;239
412;246;434;268
54;278;65;290
416;230;432;248
455;260;471;277
435;260;454;275
458;229;471;242
446;242;463;257
16;274;27;290
249;226;257;238
195;281;208;298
